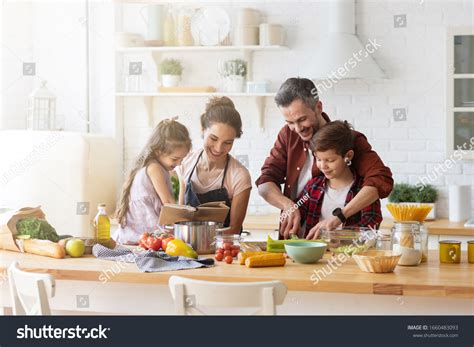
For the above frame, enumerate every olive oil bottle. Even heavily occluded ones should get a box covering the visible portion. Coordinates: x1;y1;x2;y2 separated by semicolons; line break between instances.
94;203;110;244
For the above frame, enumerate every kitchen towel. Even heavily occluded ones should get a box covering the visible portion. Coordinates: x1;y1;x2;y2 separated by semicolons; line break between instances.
92;244;214;272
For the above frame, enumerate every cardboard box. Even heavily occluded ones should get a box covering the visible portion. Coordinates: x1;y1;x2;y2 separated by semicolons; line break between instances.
158;201;229;225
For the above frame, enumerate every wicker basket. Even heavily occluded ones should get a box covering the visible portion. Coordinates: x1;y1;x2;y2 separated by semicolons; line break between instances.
353;250;401;273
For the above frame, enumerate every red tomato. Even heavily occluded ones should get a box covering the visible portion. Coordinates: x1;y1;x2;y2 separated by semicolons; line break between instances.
162;236;174;251
223;250;232;257
224;255;233;264
139;232;150;249
223;243;233;251
216;248;224;254
147;236;162;251
232;245;240;251
215;252;224;261
231;249;239;257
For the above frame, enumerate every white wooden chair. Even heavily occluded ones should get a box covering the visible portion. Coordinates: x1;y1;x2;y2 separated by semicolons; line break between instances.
168;275;287;315
7;261;55;315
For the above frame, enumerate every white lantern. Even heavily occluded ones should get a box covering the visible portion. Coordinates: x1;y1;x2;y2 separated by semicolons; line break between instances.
27;81;56;130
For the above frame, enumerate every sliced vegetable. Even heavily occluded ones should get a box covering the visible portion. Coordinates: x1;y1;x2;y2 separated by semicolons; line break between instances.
245;253;286;268
266;236;326;253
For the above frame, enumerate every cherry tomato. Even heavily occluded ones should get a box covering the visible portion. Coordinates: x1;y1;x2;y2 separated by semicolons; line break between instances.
231;249;239;257
215;252;224;261
223;243;233;251
232;245;240;251
216;248;224;254
224;255;233;264
224;250;232;257
162;236;174;251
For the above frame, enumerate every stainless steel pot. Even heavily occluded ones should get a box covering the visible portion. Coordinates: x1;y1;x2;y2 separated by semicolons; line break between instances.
173;221;227;254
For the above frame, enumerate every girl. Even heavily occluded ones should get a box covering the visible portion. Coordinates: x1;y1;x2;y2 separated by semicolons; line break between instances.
176;97;252;234
297;120;383;239
114;118;192;244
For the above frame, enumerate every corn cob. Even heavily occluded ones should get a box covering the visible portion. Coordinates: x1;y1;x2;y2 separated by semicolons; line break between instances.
237;251;269;265
244;253;286;268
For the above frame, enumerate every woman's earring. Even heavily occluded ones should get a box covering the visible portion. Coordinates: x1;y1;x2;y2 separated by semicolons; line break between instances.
345;158;352;166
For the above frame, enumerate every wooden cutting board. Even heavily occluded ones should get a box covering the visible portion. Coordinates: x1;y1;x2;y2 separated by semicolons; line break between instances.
158;86;217;93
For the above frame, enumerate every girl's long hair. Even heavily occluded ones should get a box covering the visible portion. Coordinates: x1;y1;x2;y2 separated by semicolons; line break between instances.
115;118;191;227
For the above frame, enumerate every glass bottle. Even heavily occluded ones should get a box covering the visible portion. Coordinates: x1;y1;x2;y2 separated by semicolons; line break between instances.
163;6;176;46
94;203;110;245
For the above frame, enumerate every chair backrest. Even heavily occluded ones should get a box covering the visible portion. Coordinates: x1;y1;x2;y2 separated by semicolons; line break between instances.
168;276;287;315
7;261;55;315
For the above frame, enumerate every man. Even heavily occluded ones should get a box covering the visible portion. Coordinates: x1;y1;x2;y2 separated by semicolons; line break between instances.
256;78;393;239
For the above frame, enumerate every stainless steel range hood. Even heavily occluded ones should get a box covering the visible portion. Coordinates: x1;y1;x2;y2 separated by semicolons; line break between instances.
312;0;385;79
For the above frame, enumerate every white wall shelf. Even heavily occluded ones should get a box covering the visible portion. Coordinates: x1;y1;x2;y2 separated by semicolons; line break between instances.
116;45;288;53
115;92;275;97
116;92;273;129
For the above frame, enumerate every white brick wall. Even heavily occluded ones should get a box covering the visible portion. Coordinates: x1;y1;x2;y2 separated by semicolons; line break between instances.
120;0;474;218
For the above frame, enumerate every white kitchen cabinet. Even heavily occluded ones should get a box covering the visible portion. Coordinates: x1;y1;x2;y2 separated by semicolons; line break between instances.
447;27;474;159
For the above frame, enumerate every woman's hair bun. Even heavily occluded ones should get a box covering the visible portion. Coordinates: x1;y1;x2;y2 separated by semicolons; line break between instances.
205;96;235;112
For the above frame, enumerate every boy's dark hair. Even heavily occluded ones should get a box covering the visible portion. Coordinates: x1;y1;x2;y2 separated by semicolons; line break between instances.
315;120;354;156
274;77;319;109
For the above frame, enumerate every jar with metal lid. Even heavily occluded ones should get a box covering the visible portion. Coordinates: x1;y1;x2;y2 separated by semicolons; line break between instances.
376;229;392;250
391;221;425;266
419;222;429;262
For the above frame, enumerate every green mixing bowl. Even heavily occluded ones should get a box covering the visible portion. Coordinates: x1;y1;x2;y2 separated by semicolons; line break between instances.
284;242;327;264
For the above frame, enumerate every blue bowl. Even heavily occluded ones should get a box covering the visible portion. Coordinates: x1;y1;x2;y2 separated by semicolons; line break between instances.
284;242;327;264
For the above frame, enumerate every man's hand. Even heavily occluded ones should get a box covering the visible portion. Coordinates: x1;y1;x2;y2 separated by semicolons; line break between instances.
305;216;342;240
280;206;301;239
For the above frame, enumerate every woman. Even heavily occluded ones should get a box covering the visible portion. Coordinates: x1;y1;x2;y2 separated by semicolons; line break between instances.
176;97;252;234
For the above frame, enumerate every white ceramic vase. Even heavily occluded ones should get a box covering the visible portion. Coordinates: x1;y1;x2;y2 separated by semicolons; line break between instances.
225;75;245;93
161;74;180;87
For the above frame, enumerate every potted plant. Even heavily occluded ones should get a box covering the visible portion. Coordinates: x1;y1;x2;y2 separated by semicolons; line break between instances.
220;59;247;93
415;184;438;220
160;59;183;87
388;183;417;203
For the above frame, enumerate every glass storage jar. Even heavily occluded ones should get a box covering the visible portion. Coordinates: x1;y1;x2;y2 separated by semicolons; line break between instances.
391;221;426;266
214;234;243;258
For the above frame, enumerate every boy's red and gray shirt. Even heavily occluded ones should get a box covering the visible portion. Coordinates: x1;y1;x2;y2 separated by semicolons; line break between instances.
255;112;394;199
297;174;383;238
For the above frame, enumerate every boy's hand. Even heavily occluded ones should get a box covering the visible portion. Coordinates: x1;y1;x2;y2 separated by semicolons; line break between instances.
306;216;342;239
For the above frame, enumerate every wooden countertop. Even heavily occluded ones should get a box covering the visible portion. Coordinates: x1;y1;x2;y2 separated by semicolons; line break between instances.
243;214;474;236
1;250;472;299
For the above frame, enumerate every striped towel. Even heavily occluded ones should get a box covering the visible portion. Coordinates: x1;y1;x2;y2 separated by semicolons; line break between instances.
92;244;214;272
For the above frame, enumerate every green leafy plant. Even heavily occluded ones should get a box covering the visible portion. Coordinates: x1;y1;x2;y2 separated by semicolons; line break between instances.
388;183;417;203
222;59;247;77
171;175;180;201
415;184;438;203
160;59;183;75
16;218;59;242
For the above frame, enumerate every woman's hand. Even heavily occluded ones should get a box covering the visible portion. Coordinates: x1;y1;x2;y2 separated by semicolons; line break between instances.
305;216;342;240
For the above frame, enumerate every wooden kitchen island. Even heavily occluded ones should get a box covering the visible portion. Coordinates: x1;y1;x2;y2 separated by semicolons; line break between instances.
0;249;473;315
